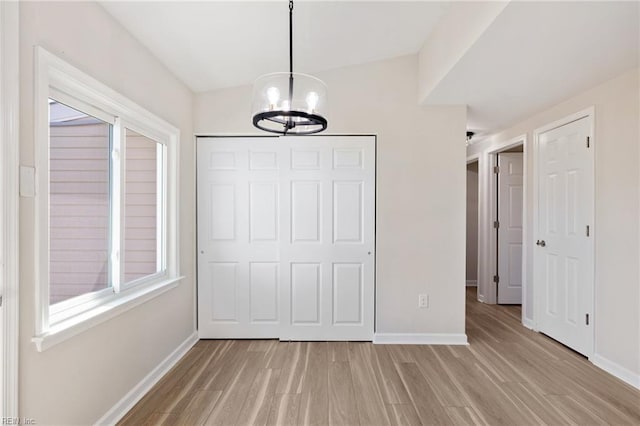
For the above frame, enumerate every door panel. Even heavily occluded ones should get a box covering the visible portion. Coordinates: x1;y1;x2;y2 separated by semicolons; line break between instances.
291;181;321;243
536;116;593;356
280;136;375;341
333;263;363;324
197;138;281;338
249;262;279;322
333;181;363;243
249;183;278;241
197;136;375;340
291;263;321;324
498;152;524;304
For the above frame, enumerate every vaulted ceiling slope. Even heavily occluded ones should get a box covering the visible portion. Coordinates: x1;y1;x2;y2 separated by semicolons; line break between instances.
100;1;449;93
101;1;639;137
422;1;640;135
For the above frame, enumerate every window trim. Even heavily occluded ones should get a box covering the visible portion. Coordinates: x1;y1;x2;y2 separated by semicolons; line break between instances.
1;0;20;416
33;47;182;351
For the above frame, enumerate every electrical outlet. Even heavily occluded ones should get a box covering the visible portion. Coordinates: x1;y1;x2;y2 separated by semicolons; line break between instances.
418;294;429;308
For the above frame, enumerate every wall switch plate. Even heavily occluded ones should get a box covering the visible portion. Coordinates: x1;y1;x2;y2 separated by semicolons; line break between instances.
418;294;429;308
20;166;36;197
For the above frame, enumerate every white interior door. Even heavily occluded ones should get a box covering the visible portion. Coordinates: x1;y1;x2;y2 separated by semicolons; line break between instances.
535;116;594;356
197;136;375;341
280;136;375;341
197;137;282;338
497;152;523;304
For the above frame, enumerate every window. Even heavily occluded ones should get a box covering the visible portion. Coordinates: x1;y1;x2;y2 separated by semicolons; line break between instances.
33;48;180;351
48;100;112;305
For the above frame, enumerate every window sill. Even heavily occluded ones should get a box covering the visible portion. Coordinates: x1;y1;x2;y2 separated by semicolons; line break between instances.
32;276;184;352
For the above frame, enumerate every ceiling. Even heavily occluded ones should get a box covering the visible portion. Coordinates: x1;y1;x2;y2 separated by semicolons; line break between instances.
102;1;639;135
101;1;449;93
423;1;640;135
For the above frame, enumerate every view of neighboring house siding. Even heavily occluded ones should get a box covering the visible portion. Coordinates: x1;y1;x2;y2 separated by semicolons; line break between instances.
49;121;158;304
123;130;159;283
49;121;110;304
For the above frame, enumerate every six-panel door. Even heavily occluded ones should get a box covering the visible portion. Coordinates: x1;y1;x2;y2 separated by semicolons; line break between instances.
197;136;375;340
497;152;524;304
536;117;594;356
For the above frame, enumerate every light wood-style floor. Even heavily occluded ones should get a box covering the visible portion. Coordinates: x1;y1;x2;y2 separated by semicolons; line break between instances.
119;288;640;425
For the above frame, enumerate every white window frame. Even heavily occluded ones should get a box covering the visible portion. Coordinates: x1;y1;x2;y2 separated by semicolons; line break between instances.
32;47;182;351
1;0;20;417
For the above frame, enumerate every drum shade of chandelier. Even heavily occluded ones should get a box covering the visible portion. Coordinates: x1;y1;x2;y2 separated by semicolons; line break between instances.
251;1;328;135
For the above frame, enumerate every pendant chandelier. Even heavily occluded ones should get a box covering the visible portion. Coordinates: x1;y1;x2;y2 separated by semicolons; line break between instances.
251;0;328;135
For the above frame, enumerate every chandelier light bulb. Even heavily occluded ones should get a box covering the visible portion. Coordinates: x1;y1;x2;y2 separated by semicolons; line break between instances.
266;87;280;109
281;99;291;111
306;91;319;112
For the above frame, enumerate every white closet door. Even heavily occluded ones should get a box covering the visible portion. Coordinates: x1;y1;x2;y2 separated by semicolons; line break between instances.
535;116;594;356
197;136;375;341
197;138;282;338
280;136;375;341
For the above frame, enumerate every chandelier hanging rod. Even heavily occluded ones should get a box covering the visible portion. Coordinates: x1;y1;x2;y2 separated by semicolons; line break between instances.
251;0;328;135
289;0;293;75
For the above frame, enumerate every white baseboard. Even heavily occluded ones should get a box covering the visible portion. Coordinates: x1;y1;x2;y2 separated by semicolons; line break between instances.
466;280;477;287
374;333;468;345
95;331;199;425
591;353;640;390
522;318;534;330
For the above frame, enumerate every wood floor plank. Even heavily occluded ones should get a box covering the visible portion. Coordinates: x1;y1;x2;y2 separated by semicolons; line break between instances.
546;394;609;426
499;382;571;425
265;342;289;370
430;349;530;426
371;344;411;404
275;342;309;394
204;351;264;425
248;339;277;352
266;394;301;426
173;390;222;425
202;340;252;391
386;403;422;426
558;358;640;423
386;345;415;363
349;342;391;426
328;341;349;362
236;368;281;426
409;346;469;407
328;361;359;425
140;412;179;426
395;362;452;426
445;407;485;426
297;342;329;425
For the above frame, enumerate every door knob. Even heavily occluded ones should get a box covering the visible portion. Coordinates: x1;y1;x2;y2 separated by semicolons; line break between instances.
536;240;546;247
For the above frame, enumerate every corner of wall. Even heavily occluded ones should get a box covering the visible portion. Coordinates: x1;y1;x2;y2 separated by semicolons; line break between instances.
95;332;198;425
417;1;509;104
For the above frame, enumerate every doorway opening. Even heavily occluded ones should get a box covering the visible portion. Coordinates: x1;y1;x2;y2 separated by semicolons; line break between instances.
466;160;479;290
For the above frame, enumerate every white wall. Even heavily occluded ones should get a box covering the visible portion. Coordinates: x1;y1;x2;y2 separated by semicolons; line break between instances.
19;3;195;424
195;55;467;338
466;162;478;283
417;1;508;104
468;69;640;379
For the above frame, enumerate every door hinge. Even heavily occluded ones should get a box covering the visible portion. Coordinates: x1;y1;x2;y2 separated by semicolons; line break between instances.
493;275;500;284
586;225;590;237
493;166;500;174
494;220;500;229
585;313;590;325
586;136;590;148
